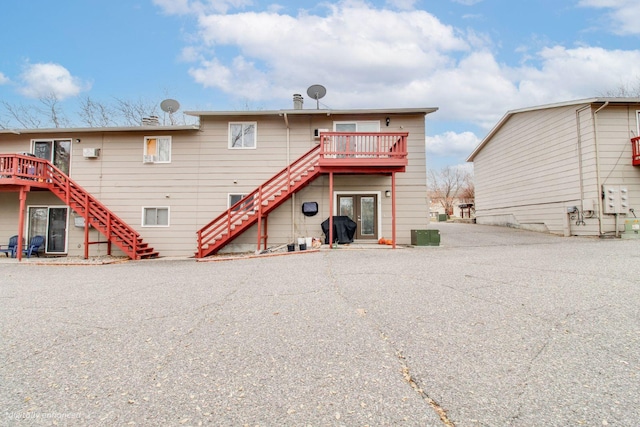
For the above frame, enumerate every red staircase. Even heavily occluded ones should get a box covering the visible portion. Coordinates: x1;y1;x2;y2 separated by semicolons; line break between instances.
196;145;321;257
0;154;158;259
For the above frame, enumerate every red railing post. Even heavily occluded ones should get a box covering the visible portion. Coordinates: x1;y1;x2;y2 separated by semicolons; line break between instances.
256;185;263;251
84;192;90;259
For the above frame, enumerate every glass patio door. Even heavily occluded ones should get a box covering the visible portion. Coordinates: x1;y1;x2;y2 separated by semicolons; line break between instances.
28;207;68;253
337;194;377;240
33;139;71;175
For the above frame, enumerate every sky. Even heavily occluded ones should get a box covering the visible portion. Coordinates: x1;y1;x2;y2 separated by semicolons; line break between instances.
1;0;640;171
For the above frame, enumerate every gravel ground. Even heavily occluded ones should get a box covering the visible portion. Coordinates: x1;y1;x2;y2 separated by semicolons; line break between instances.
1;223;638;426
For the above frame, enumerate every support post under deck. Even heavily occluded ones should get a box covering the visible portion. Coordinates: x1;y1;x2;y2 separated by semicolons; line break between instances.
17;187;27;261
329;172;334;248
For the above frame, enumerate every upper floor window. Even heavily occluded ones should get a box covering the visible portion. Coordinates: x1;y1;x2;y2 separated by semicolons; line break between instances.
229;122;257;149
334;121;380;132
32;139;71;175
143;136;171;163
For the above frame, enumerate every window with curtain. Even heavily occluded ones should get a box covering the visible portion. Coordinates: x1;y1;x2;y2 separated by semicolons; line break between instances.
143;136;171;163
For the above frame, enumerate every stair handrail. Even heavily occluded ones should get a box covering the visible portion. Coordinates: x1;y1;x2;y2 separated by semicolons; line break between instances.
45;162;143;254
197;145;321;256
0;154;145;259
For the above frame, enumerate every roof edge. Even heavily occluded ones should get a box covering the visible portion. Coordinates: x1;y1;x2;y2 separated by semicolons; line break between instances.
467;97;640;162
0;124;200;135
185;107;438;117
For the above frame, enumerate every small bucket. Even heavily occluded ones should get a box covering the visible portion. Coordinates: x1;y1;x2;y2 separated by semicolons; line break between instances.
299;243;307;251
287;243;295;252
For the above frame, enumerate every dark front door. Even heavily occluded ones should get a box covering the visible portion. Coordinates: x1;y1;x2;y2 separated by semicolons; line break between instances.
337;194;378;240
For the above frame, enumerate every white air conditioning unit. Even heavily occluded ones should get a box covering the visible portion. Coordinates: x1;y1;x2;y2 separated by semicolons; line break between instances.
143;155;156;163
82;148;100;158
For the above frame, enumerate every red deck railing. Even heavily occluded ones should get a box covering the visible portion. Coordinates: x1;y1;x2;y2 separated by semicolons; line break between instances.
632;137;640;166
318;132;408;167
0;153;157;259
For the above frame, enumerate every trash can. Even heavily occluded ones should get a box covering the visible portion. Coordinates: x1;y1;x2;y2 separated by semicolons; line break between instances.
411;229;440;246
438;214;448;222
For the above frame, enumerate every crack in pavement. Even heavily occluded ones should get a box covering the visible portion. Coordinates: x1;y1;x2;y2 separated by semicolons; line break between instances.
323;253;456;426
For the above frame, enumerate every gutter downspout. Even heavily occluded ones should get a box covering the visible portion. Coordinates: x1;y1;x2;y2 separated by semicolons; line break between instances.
283;113;294;242
593;101;609;236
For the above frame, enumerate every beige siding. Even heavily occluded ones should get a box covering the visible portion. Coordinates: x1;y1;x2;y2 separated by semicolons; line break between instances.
474;102;640;236
1;111;430;256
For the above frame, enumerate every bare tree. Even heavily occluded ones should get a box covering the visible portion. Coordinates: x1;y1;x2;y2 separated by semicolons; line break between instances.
458;171;475;203
428;166;473;216
113;97;159;126
600;76;640;97
1;100;44;129
38;93;70;128
0;94;180;129
78;96;115;127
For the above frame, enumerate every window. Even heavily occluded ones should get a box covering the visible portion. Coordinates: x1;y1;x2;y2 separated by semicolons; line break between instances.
229;122;257;149
229;194;256;212
142;207;169;227
334;121;380;132
32;139;71;175
143;136;171;163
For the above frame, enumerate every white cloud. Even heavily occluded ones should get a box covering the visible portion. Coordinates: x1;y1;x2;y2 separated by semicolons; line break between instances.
185;3;470;102
160;1;640;132
18;63;89;100
578;0;640;35
426;131;480;157
0;72;9;85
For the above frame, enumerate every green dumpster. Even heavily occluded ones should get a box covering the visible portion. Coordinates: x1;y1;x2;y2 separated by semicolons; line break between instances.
438;214;448;222
411;229;440;246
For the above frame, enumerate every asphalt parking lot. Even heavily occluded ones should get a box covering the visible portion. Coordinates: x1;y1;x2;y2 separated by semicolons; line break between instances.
1;223;639;426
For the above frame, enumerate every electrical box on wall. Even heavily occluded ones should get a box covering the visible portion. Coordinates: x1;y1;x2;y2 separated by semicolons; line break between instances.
83;148;100;158
603;185;629;214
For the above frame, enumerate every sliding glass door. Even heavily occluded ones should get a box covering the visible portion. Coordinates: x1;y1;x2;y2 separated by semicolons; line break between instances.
28;206;68;253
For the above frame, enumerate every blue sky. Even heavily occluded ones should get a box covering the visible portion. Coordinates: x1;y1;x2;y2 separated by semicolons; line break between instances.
1;0;640;170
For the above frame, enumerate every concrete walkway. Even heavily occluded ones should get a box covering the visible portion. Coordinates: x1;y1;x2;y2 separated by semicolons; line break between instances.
1;223;638;426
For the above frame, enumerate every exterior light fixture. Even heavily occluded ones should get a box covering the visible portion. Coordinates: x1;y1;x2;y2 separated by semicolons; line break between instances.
385;190;391;197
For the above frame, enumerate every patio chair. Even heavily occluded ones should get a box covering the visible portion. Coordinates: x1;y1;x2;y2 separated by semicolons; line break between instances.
22;235;45;258
0;235;18;258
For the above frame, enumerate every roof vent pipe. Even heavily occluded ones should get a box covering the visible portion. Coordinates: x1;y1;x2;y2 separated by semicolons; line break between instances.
293;94;303;110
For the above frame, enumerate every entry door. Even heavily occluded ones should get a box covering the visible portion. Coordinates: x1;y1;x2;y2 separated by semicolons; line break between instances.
28;207;68;253
337;194;378;240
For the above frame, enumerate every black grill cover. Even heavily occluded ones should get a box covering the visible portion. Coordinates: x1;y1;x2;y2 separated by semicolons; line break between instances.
321;216;357;244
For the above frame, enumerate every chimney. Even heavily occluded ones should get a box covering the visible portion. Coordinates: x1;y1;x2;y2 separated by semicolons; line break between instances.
293;94;304;110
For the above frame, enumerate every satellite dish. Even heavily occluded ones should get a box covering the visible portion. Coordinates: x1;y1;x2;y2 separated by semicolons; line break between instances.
306;85;326;109
160;99;180;125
